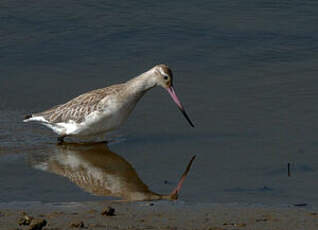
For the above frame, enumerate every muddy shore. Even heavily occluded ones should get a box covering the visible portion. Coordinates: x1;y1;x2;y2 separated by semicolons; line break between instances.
1;201;317;230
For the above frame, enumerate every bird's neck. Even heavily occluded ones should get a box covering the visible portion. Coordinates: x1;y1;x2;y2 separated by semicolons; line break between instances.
125;69;157;96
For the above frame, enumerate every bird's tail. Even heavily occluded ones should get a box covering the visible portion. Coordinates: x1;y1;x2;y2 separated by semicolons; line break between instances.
23;114;33;122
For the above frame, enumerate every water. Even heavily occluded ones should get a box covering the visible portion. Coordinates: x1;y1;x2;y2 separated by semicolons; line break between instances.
1;0;318;206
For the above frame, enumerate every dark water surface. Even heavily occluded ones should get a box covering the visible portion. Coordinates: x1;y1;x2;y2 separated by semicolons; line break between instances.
1;1;318;206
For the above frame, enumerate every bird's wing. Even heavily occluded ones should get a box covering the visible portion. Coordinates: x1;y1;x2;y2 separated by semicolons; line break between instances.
34;84;124;123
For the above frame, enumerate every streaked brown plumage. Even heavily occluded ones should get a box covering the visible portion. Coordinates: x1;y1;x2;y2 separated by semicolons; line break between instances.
36;84;124;123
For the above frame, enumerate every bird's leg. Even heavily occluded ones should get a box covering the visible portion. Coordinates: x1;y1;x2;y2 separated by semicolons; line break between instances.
57;135;66;144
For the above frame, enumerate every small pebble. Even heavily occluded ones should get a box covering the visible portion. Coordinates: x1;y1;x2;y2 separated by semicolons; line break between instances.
29;218;47;230
70;220;85;228
18;215;33;226
101;207;115;216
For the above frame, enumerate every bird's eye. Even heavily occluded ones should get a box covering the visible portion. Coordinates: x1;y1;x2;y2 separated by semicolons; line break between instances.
164;76;169;80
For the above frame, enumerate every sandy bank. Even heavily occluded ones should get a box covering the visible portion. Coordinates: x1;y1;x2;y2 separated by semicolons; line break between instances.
1;201;317;230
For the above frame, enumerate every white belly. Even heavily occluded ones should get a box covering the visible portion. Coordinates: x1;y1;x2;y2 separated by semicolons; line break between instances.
55;100;136;137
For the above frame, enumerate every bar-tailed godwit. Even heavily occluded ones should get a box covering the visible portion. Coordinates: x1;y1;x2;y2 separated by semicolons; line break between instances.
24;64;194;142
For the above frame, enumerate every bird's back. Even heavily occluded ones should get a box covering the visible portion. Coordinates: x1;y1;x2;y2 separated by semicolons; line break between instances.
29;84;125;124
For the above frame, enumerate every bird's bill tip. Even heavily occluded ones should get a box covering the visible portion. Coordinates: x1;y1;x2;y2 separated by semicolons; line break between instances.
166;86;194;127
180;108;195;127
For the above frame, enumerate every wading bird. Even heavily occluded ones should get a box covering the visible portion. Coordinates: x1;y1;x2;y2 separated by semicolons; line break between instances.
24;65;194;142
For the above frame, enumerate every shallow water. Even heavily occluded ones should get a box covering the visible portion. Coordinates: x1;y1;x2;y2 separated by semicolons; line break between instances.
1;1;318;206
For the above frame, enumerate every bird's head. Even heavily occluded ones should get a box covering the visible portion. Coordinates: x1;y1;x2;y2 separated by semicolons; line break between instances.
152;64;194;127
152;64;173;89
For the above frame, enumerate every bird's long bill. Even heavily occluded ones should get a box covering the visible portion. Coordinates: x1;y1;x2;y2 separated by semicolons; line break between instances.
166;86;194;127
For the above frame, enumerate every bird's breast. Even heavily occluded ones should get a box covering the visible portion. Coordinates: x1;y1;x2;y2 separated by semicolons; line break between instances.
76;98;138;136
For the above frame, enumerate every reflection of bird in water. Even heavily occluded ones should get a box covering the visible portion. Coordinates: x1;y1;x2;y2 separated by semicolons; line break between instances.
31;143;195;201
24;65;194;143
